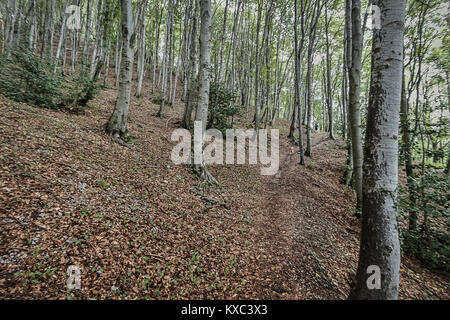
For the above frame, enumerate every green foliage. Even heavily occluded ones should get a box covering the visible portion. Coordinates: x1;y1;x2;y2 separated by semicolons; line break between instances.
0;48;98;110
152;94;167;106
66;66;99;108
0;48;63;108
207;82;240;135
399;168;450;275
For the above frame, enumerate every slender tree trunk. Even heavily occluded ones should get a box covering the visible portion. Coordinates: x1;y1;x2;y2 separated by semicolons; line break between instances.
90;0;103;77
253;1;263;131
348;0;363;209
152;5;163;94
7;0;18;54
136;1;148;98
294;0;305;165
181;0;193;101
48;0;56;57
105;0;135;142
54;1;69;73
305;0;321;157
29;0;37;50
216;0;229;83
325;7;335;140
305;46;313;156
194;0;218;185
400;67;417;230
114;29;122;87
182;0;199;129
171;18;184;106
158;0;173;117
341;0;354;186
83;0;93;63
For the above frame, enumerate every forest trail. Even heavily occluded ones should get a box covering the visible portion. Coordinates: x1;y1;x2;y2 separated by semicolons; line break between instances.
252;130;449;299
251;131;359;299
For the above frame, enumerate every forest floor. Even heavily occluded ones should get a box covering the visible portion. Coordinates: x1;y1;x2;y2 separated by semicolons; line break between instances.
0;76;448;300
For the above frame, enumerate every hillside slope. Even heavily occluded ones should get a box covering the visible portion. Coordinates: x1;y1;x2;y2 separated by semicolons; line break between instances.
0;80;448;299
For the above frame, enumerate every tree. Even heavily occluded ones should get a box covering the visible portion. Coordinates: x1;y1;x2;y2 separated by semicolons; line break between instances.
181;0;199;129
294;0;305;165
194;0;218;185
305;0;323;157
105;0;135;143
347;0;363;209
350;0;406;300
158;0;174;117
135;0;149;98
324;5;335;140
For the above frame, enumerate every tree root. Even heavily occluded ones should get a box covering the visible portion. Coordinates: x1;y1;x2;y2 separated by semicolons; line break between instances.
111;135;131;148
193;164;220;187
104;124;131;148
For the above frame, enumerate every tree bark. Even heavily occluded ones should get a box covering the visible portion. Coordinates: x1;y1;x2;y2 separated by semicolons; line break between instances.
182;0;199;129
105;0;135;142
348;0;363;209
350;0;406;300
294;0;305;165
194;0;218;185
158;0;174;117
325;6;335;140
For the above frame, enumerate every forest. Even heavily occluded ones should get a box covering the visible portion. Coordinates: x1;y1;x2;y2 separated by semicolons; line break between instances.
0;0;448;303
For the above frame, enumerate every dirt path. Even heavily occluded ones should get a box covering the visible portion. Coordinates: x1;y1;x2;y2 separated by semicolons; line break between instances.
248;131;352;299
251;130;449;299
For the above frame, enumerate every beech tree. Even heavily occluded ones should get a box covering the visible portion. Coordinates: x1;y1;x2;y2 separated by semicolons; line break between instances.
105;0;135;142
347;0;363;209
350;0;406;300
193;0;218;185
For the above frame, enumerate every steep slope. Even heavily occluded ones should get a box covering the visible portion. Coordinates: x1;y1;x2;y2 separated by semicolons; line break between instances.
0;78;448;299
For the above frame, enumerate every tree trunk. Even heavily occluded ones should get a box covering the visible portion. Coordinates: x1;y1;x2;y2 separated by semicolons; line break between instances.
348;0;363;209
158;0;174;117
350;0;406;300
305;0;321;157
182;0;199;129
294;0;305;165
400;67;417;230
152;5;163;94
253;0;263;131
216;0;229;83
54;1;69;73
82;0;93;63
194;0;218;185
136;1;148;98
325;6;335;140
7;0;18;54
105;0;135;142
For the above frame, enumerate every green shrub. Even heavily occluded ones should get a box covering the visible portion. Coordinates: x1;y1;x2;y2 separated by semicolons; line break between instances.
0;49;63;108
399;168;449;275
0;47;98;110
207;82;240;135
